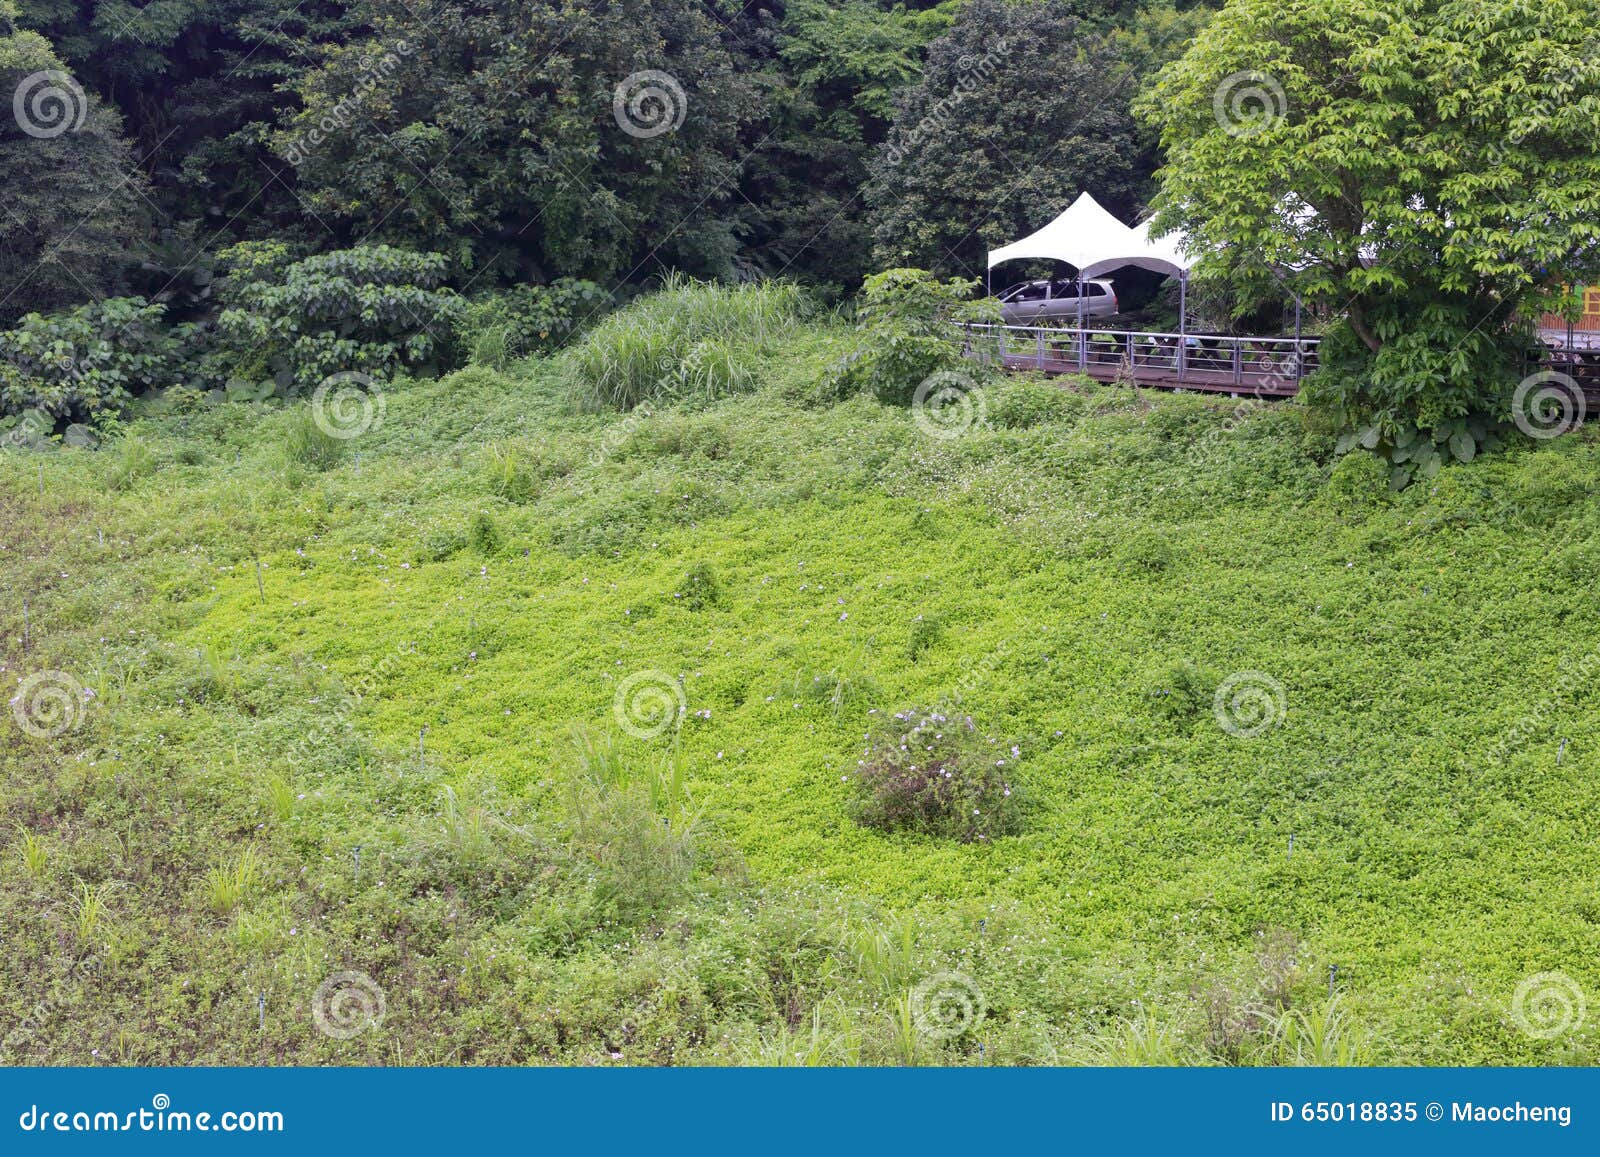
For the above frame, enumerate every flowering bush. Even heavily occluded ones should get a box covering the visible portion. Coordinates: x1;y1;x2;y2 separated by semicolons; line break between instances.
849;707;1021;842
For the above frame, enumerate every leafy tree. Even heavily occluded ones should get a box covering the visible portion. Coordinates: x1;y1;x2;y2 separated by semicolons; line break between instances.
1;3;150;320
280;0;744;285
1138;0;1600;478
15;0;354;241
729;0;947;289
864;0;1185;278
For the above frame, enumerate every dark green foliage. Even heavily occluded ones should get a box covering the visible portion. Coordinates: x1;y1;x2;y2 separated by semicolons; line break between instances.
458;280;614;368
215;242;465;394
906;613;943;661
0;297;180;424
850;708;1022;843
678;561;723;610
866;0;1185;276
280;0;742;282
0;13;150;321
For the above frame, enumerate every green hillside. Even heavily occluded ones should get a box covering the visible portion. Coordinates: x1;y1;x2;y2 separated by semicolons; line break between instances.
4;320;1598;1065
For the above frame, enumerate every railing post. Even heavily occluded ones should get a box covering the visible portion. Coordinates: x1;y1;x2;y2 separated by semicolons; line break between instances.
1233;340;1242;387
1077;326;1086;372
1036;327;1045;370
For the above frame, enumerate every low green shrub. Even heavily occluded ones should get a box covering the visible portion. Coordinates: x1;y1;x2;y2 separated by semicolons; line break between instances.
458;279;612;367
849;708;1021;842
1142;658;1215;724
906;613;943;661
215;242;465;395
823;268;998;406
0;297;185;425
678;561;723;610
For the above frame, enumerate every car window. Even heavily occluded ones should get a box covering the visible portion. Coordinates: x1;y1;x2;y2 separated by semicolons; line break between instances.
1049;281;1078;298
1012;284;1047;302
1085;283;1106;297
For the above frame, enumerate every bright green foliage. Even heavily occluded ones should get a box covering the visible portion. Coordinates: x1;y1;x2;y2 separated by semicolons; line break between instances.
1139;0;1600;471
563;276;811;410
827;268;997;404
215;243;466;394
5;309;1600;1063
0;297;180;424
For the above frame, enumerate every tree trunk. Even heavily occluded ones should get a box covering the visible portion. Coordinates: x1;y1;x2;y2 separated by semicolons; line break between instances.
1346;298;1381;353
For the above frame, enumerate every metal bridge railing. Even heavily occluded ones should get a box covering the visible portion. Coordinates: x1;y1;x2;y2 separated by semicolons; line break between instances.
962;323;1322;392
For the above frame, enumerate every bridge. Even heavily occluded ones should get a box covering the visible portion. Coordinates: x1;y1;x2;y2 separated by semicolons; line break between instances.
967;322;1600;408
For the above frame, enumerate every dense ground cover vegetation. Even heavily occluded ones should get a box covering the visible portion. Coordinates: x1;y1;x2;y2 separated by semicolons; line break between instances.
3;302;1598;1064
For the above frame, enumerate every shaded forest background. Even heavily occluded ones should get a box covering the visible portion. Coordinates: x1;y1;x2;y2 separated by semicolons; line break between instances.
1;0;1213;323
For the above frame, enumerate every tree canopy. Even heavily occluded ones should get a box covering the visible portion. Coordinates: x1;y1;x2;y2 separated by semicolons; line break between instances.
1139;0;1600;473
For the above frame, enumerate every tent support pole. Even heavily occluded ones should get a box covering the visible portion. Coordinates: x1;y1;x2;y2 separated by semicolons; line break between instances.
1293;295;1303;384
1178;271;1188;384
1077;275;1086;372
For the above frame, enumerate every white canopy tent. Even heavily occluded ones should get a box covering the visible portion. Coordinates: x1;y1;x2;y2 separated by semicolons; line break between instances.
985;191;1198;329
987;192;1192;282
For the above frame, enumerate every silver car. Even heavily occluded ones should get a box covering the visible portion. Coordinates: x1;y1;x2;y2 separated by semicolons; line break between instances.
998;278;1119;324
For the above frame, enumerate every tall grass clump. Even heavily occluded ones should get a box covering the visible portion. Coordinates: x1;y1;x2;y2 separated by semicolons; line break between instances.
565;729;699;920
564;275;810;410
